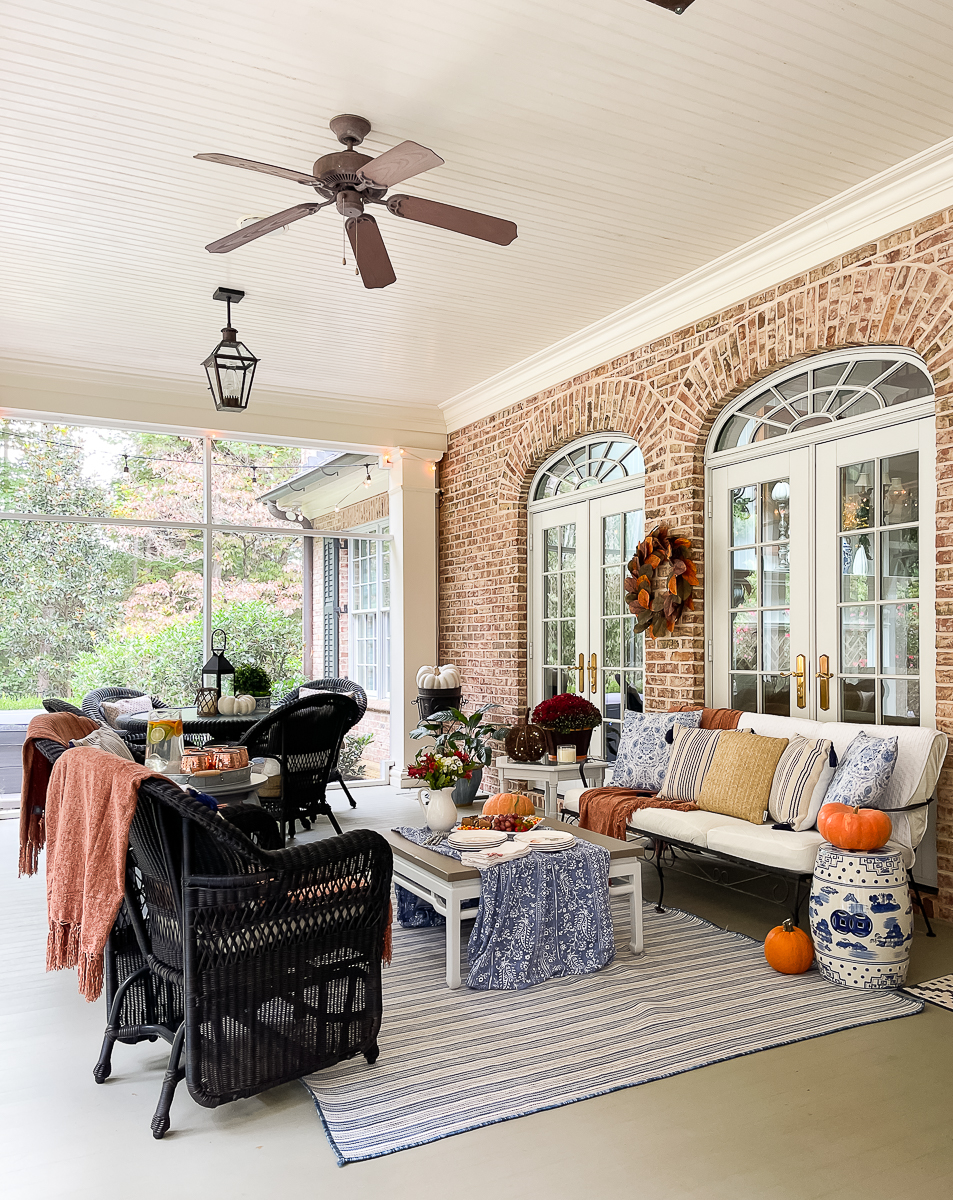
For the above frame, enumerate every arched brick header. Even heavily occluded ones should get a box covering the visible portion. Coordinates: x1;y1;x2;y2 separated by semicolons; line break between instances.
497;378;665;512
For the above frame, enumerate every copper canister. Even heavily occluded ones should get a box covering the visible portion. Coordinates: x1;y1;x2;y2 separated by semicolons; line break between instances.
181;749;212;773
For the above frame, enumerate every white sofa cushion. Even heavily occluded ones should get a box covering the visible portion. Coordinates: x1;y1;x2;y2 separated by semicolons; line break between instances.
706;823;826;874
625;808;742;848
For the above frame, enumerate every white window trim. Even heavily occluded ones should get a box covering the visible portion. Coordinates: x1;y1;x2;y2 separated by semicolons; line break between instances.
348;519;390;700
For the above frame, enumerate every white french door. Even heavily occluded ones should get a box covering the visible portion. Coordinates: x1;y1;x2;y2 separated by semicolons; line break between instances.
709;417;935;724
530;487;645;758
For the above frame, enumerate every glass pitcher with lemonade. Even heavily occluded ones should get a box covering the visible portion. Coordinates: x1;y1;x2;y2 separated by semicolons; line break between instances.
145;710;185;773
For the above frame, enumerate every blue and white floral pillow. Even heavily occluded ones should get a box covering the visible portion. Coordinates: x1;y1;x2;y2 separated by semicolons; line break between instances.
611;710;703;792
822;730;899;808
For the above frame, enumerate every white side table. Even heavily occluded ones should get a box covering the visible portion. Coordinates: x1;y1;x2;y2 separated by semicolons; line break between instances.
494;756;609;817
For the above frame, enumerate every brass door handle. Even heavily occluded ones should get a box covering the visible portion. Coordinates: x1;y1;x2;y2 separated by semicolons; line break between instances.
815;654;833;711
779;654;807;709
577;652;585;694
589;652;598;694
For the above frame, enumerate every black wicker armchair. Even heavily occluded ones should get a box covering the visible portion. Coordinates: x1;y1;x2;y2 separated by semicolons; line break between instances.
33;737;392;1140
279;677;369;809
81;687;168;749
240;692;359;841
42;698;88;718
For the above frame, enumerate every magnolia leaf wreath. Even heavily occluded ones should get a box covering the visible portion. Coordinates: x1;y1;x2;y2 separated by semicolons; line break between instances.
623;523;699;637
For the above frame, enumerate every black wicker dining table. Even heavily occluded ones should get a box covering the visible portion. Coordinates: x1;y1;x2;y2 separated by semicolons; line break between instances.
116;705;262;744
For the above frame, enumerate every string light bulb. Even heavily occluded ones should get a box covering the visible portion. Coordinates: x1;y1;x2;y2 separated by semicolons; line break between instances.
363;465;372;488
250;463;258;485
122;454;130;475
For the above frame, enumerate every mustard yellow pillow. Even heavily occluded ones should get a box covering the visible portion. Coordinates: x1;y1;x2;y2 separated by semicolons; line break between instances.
696;732;789;824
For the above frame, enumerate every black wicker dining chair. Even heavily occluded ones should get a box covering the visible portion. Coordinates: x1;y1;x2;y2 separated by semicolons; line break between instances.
32;736;392;1140
81;687;168;750
240;692;360;841
279;678;368;808
42;697;88;718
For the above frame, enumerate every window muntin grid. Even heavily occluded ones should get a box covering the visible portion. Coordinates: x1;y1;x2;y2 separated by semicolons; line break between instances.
533;438;645;501
838;455;919;725
542;521;578;699
728;479;792;716
714;357;933;452
349;522;390;699
602;509;644;759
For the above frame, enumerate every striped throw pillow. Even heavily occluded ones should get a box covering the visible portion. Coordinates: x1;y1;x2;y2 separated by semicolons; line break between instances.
657;725;723;803
768;735;835;831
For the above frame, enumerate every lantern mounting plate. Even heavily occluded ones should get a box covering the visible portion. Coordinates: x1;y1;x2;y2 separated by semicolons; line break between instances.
212;287;245;304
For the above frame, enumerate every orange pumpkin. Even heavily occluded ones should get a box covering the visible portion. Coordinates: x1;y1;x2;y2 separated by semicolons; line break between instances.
482;792;536;816
764;918;814;974
817;803;892;852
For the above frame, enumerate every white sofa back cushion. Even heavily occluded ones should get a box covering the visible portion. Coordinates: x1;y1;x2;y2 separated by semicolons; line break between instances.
738;712;947;851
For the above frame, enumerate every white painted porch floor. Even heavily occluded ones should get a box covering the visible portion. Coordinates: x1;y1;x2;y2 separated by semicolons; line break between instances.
3;784;953;1199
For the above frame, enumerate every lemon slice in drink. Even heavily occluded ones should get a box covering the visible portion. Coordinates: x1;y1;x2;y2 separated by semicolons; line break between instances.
148;725;168;744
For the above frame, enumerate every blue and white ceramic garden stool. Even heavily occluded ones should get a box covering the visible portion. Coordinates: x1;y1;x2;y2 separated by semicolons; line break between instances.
809;843;913;989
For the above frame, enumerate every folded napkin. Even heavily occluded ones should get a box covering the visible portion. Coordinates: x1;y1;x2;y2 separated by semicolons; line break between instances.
460;841;532;869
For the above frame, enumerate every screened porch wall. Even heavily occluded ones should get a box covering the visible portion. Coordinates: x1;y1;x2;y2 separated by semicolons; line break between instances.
439;202;953;922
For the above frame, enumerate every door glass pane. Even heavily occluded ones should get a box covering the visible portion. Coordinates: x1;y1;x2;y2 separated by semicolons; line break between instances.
840;461;874;530
882;453;919;525
761;480;790;542
603;567;622;616
882;678;920;725
731;486;756;545
881;604;919;675
731;612;758;671
623;616;641;667
731;674;758;712
882;529;919;599
546;527;559;571
731;549;758;608
544;573;558;617
561;571;576;617
762;546;790;606
840;534;875;601
762;675;791;717
841;606;876;673
624;511;643;559
762;610;791;673
841;677;877;722
603;514;622;565
603;618;620;667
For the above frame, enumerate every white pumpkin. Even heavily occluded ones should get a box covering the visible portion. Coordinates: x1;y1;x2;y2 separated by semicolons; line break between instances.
416;665;437;687
217;694;237;715
235;694;257;715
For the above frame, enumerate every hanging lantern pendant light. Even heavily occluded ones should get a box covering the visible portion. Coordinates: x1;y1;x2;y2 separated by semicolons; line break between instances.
202;287;259;412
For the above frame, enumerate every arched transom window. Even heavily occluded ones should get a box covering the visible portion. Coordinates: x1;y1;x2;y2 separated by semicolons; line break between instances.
714;352;933;453
532;436;644;501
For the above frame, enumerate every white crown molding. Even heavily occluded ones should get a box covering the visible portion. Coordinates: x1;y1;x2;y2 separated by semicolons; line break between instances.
0;358;447;454
440;136;953;433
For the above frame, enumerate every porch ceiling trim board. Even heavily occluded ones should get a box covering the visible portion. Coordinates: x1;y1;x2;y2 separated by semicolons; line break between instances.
441;136;953;433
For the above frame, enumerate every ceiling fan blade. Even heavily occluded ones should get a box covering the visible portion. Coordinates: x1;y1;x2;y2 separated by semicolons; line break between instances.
357;141;444;188
346;215;397;289
194;153;320;186
386;194;517;246
205;203;322;253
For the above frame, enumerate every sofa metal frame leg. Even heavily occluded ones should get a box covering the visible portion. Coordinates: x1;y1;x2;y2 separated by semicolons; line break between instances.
652;838;666;913
907;869;936;938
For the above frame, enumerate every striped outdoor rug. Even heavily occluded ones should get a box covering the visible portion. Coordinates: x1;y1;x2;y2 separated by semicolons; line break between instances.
303;902;923;1165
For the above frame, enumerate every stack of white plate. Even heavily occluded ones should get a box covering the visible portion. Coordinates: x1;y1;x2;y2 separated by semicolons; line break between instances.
513;829;577;852
446;829;507;851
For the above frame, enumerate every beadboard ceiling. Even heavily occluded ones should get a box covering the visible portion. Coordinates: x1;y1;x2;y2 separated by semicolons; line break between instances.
5;0;953;427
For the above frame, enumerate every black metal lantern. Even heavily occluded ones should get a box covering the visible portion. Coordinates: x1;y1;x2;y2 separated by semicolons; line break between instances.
202;628;235;698
202;287;259;412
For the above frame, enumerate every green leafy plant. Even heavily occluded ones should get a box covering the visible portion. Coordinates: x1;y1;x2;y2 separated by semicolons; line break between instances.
234;663;271;695
338;732;374;780
409;702;508;768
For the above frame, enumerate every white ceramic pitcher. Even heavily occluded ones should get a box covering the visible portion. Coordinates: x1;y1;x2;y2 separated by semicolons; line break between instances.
417;787;458;832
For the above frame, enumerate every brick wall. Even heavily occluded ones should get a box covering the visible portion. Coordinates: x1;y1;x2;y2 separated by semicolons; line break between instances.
440;205;953;921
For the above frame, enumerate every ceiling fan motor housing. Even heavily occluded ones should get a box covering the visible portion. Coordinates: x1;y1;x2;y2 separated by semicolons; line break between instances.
313;150;373;187
336;190;364;217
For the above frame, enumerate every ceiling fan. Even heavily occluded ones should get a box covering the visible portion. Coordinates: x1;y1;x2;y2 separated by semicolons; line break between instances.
195;114;518;289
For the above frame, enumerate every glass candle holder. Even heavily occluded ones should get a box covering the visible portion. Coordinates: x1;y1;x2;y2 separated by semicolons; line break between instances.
556;743;577;764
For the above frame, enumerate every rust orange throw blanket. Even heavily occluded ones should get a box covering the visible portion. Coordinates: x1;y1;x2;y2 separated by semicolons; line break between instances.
579;790;699;840
45;747;161;1001
19;711;98;875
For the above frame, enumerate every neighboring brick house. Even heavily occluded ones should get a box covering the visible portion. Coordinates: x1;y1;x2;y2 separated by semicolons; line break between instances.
438;205;953;922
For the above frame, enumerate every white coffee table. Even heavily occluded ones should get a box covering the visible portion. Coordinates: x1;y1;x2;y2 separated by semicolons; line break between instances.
383;819;644;989
494;755;609;817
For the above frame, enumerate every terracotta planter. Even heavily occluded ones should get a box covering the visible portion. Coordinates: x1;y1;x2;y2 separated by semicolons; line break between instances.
540;727;594;762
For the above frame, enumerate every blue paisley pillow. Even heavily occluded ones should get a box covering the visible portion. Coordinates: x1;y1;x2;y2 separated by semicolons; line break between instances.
823;730;898;808
611;710;703;792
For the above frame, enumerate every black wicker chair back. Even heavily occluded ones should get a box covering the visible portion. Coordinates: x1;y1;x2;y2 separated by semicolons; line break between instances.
31;736;392;1139
42;698;88;718
278;678;370;810
240;691;359;841
81;687;167;746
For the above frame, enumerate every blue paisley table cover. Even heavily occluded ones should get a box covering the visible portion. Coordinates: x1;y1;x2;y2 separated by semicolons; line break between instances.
393;826;615;991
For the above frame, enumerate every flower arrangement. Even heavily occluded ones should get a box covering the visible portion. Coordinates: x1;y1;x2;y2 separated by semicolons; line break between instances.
407;749;477;790
531;693;602;733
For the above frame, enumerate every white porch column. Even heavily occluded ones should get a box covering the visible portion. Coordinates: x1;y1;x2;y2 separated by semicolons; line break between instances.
388;451;441;780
